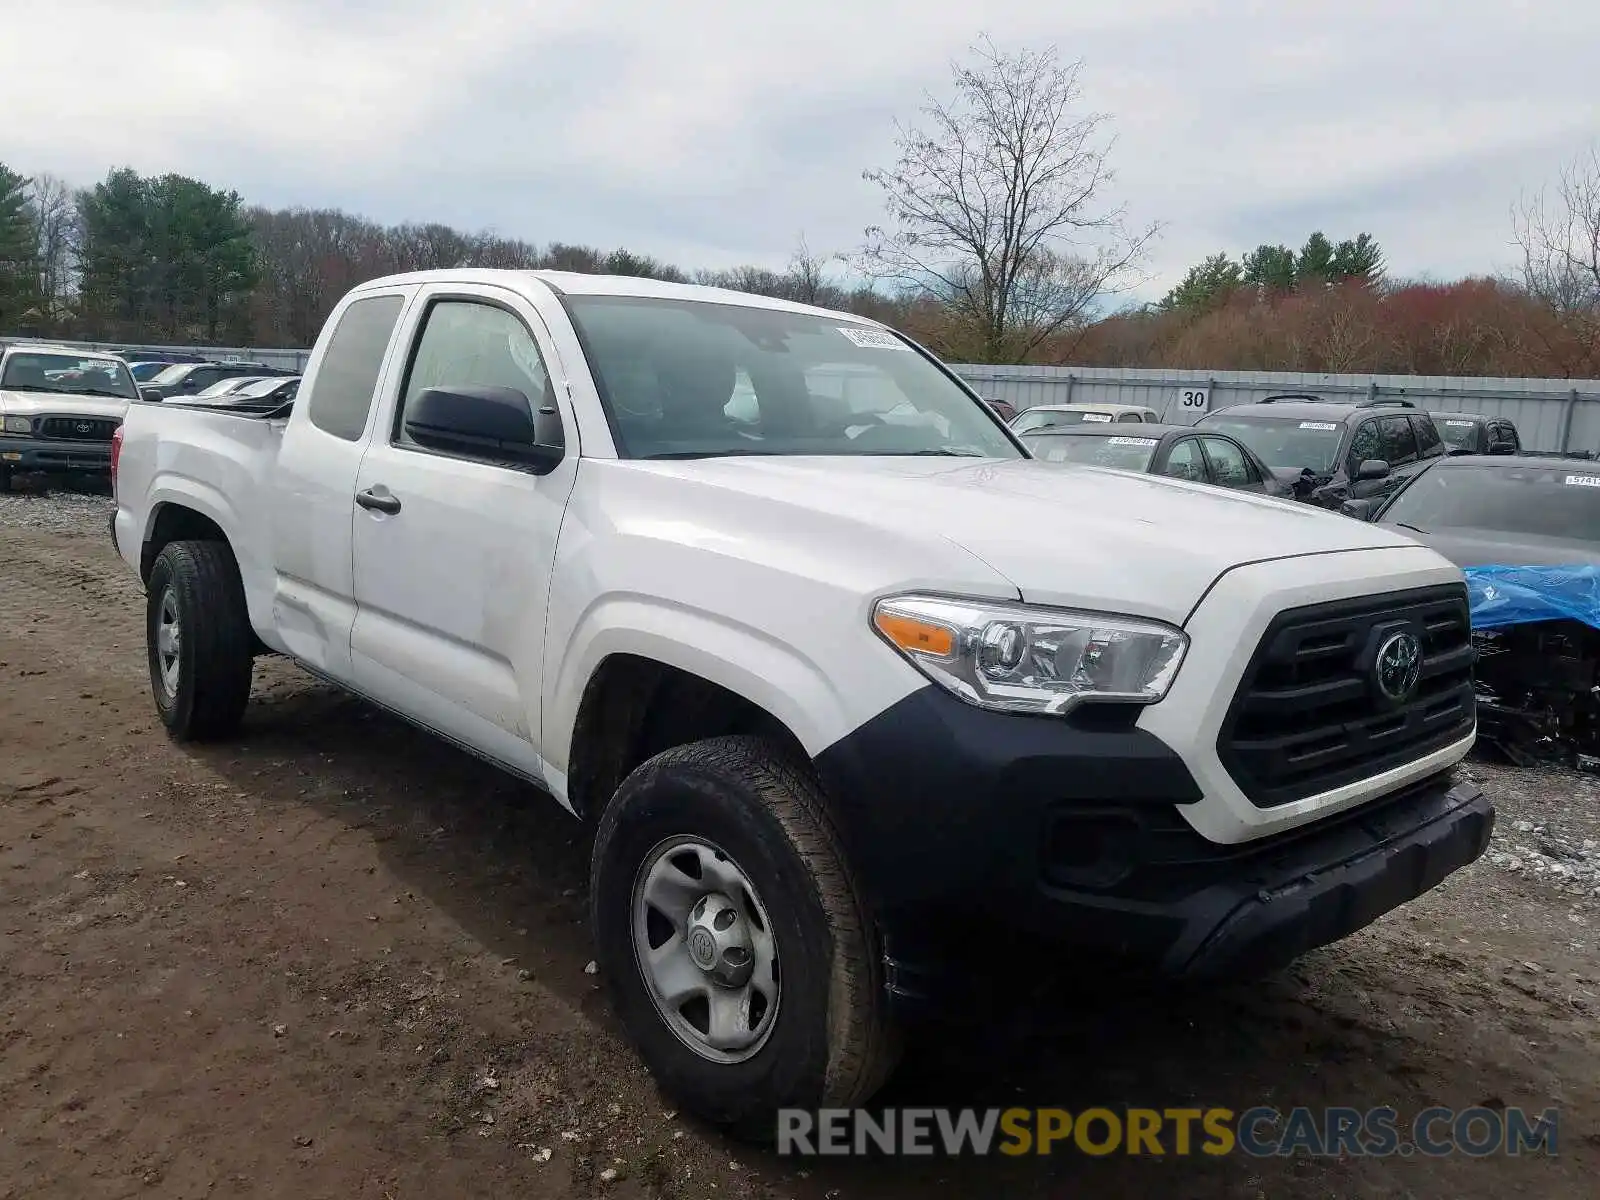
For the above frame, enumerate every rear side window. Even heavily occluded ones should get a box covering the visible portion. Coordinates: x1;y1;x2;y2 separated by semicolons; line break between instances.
1412;415;1445;457
1117;412;1142;423
306;294;405;441
1377;415;1419;466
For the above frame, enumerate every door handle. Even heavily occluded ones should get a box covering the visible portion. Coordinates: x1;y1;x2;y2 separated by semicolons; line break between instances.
355;488;401;515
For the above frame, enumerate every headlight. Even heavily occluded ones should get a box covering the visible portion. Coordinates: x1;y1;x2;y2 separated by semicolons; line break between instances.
2;416;31;435
871;593;1188;715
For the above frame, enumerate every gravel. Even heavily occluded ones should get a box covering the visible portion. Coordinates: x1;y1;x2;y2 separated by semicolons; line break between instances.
0;486;115;535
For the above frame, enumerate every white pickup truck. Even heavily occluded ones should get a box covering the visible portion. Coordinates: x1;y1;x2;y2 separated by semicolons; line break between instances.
110;270;1493;1136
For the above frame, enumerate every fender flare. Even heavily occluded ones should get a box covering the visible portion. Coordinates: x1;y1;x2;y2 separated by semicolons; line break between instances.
545;595;864;776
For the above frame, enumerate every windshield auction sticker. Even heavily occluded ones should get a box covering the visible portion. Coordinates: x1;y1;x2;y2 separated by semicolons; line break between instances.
1108;437;1159;447
1564;475;1600;487
837;326;906;350
1298;421;1338;431
1081;413;1113;422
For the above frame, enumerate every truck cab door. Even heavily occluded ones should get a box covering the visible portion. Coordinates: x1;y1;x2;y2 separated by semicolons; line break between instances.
347;286;580;788
269;288;413;679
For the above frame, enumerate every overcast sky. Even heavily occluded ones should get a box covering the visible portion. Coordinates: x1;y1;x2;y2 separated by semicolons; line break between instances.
3;0;1596;300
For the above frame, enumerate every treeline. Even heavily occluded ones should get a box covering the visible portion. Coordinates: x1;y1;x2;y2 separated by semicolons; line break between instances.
2;156;1597;381
0;164;922;350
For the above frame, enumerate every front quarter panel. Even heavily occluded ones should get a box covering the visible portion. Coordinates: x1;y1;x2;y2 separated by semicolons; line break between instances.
540;461;1018;778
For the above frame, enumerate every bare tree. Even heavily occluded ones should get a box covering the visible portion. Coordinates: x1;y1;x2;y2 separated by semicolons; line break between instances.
1513;143;1600;376
786;232;828;305
858;36;1157;363
28;173;77;324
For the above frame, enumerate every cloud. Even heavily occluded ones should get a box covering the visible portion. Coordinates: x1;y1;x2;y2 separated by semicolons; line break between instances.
2;0;1595;296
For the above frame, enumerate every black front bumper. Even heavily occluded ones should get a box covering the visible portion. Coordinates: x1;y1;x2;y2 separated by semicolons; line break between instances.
0;436;113;474
812;686;1493;1015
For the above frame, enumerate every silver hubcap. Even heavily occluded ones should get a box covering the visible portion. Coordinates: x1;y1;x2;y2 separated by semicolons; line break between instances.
632;836;780;1063
156;589;181;698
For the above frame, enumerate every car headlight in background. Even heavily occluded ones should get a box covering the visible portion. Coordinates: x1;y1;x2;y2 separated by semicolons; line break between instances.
2;416;32;435
872;593;1188;714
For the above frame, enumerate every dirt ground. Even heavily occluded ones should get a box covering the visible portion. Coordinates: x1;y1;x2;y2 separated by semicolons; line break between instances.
0;492;1595;1199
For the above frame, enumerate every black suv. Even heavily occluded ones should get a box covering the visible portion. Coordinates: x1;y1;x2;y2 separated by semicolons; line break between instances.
1195;394;1448;509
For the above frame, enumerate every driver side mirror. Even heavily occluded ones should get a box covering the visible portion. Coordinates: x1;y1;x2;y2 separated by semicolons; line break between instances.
1339;498;1375;521
138;386;163;402
403;385;565;474
1354;458;1390;481
1347;458;1390;500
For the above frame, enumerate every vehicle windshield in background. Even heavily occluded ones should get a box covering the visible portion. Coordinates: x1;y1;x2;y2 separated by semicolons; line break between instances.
563;296;1021;460
128;362;168;381
1383;466;1600;540
1435;419;1478;451
232;377;295;399
148;363;193;386
1022;432;1158;472
1011;409;1109;432
1201;415;1342;473
0;352;139;399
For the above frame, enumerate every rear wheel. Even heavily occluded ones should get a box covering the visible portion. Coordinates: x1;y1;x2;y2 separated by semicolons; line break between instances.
590;735;899;1140
146;540;254;741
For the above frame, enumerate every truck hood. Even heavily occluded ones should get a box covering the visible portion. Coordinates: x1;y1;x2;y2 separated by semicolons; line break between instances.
634;456;1429;626
0;389;133;420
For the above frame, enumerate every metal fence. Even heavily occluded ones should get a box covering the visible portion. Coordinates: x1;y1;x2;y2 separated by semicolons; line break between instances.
11;334;1599;455
949;364;1600;455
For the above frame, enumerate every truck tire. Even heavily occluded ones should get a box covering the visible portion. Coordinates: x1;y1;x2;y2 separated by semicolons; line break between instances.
590;735;899;1139
146;540;254;741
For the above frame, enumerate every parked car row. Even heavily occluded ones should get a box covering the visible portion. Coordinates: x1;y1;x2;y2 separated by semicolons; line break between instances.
0;340;302;492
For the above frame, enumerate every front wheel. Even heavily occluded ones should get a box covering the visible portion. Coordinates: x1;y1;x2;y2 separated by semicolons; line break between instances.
146;539;255;741
590;735;900;1139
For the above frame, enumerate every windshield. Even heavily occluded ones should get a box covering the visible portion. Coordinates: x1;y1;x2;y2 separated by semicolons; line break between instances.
1435;418;1479;452
1199;415;1342;473
128;361;168;381
1011;408;1112;433
196;376;262;397
233;377;292;399
1383;465;1600;541
0;352;139;399
1022;432;1158;472
562;295;1021;460
149;363;193;385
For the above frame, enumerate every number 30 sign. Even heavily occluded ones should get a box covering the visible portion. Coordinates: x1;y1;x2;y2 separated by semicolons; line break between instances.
1179;386;1210;411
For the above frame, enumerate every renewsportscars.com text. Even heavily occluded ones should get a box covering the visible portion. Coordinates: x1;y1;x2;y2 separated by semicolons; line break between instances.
776;1105;1559;1158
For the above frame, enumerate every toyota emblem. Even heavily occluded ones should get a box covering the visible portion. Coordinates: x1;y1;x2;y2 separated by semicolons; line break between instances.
1373;630;1422;703
75;421;92;433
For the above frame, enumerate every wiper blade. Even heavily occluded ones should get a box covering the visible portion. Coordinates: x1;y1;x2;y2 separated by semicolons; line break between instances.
1393;521;1429;534
863;449;986;457
78;388;135;399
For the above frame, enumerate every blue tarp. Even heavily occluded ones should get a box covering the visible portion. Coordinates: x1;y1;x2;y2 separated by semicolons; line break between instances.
1462;564;1600;631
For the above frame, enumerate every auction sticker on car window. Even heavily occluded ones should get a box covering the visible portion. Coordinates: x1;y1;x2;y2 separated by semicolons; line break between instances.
1565;474;1600;488
1445;420;1475;427
1108;437;1159;447
1298;421;1338;431
837;326;906;349
1081;413;1113;422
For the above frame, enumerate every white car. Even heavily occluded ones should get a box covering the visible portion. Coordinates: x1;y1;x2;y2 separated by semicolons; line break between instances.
108;270;1492;1136
1010;402;1161;432
0;344;139;491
